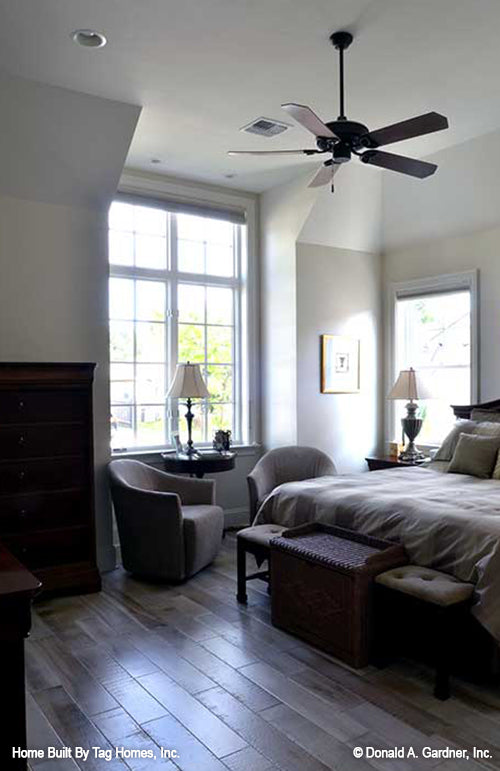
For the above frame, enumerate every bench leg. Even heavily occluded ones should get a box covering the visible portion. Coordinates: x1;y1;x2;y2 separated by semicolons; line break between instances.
434;607;451;700
237;539;248;604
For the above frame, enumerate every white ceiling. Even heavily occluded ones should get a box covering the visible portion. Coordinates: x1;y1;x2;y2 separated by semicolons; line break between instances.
1;0;500;192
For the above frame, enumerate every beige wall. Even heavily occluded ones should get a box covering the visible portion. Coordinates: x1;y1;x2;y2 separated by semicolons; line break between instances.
296;242;382;471
0;195;115;568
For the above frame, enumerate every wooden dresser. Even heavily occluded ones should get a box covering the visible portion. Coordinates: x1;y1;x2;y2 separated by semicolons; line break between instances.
0;363;101;595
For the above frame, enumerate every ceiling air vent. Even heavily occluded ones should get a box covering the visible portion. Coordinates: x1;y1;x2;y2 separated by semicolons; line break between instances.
241;117;290;137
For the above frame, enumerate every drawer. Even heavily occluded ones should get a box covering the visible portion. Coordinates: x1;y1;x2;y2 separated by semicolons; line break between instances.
0;390;87;425
0;490;89;534
2;526;91;569
0;458;87;495
0;424;87;461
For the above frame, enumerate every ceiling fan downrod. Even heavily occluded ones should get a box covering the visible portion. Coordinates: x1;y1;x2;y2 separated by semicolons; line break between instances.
330;31;353;121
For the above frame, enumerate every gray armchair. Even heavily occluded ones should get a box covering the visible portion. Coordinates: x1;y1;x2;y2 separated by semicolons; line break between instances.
247;446;336;523
109;459;224;581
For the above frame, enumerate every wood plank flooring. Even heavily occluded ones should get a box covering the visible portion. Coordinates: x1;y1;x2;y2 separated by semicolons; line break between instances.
26;535;500;771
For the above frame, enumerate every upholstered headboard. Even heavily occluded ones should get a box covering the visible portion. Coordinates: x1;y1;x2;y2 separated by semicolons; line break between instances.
452;399;500;420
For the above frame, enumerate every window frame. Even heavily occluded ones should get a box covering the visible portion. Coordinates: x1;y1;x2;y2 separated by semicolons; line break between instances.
108;192;255;453
385;270;479;448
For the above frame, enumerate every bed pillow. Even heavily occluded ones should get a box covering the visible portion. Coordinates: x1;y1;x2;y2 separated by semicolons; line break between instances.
447;433;500;478
471;409;500;424
433;420;477;461
473;421;500;437
492;452;500;480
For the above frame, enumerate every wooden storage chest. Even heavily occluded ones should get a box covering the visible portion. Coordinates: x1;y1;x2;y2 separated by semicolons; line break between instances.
270;523;407;667
0;363;101;595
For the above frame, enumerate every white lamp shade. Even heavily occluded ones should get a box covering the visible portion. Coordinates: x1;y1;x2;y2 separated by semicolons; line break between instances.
166;362;210;399
387;367;434;400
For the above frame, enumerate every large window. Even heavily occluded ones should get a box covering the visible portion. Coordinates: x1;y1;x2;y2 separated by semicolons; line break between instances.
392;277;475;445
108;199;248;452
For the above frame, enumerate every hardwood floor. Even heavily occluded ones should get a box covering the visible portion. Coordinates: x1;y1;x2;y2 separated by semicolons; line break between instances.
26;535;500;771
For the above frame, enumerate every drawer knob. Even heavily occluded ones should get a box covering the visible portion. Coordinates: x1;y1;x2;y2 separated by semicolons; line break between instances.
18;400;25;410
18;471;25;480
20;509;27;517
18;435;25;445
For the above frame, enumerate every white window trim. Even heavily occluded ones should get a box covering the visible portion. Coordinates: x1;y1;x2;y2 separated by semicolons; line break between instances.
111;170;260;452
385;270;479;448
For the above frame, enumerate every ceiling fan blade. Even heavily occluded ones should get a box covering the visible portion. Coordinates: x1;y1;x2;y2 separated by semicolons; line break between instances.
360;150;437;178
282;103;337;139
363;112;448;148
227;149;318;156
308;162;339;188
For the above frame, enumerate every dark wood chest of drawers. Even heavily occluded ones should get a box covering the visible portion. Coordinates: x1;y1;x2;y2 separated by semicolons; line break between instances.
0;363;101;595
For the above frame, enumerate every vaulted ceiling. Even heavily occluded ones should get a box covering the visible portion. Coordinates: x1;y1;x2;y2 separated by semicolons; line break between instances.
1;0;500;191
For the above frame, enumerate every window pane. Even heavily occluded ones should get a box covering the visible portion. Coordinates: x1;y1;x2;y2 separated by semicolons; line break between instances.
109;278;134;320
136;405;165;446
395;290;471;443
207;286;233;325
110;321;134;362
208;403;233;437
177;213;208;241
178;240;204;274
135;234;166;269
178;324;205;363
178;284;205;323
109;231;133;266
111;363;134;381
134;205;166;236
136;322;165;362
136;281;165;321
207;326;232;364
206;243;234;277
109;202;135;232
111;406;134;450
110;379;134;404
207;365;232;402
136;364;165;403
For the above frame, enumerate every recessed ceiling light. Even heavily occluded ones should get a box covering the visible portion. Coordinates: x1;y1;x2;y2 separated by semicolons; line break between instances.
72;29;107;48
224;173;236;179
151;158;162;165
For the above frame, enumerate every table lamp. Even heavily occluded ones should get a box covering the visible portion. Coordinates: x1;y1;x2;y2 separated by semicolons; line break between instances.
166;362;209;456
387;367;433;463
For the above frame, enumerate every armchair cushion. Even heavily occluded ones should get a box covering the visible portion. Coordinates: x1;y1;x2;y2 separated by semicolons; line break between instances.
183;505;224;577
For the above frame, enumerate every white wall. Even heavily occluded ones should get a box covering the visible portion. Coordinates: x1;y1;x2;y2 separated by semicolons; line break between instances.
260;162;383;466
0;75;140;571
260;170;318;447
296;242;382;471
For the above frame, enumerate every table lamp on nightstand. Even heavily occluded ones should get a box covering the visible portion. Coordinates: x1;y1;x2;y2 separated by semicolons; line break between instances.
388;367;433;463
166;362;209;456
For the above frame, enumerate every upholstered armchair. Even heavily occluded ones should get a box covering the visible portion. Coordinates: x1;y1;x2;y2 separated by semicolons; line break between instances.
247;446;336;523
109;459;224;581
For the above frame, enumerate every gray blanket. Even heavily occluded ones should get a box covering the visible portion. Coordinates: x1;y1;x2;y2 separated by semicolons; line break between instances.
255;467;500;642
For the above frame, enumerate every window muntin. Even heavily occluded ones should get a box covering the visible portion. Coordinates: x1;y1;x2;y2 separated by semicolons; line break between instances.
394;289;471;445
109;200;245;452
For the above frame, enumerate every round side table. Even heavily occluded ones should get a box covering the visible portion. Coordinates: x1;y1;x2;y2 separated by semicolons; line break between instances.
161;451;236;479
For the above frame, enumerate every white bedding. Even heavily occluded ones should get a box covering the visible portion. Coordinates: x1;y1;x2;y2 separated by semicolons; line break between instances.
255;467;500;642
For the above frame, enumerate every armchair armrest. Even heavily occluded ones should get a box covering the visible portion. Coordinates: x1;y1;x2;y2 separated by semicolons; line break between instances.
148;466;216;505
247;463;275;523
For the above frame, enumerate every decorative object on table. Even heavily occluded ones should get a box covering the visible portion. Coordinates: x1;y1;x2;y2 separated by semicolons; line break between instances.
320;334;360;393
166;361;209;457
213;429;232;453
171;433;183;454
388;441;400;459
387;367;433;463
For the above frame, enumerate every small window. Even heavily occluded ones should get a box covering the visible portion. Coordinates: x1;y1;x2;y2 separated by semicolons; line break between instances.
394;288;472;445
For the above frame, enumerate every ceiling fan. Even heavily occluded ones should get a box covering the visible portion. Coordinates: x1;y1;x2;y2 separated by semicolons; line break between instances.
228;31;449;192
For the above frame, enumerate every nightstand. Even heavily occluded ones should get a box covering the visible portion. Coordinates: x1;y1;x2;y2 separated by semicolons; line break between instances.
365;456;428;471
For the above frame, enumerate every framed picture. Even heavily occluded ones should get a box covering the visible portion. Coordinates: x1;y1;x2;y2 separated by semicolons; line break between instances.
321;335;360;393
171;433;183;454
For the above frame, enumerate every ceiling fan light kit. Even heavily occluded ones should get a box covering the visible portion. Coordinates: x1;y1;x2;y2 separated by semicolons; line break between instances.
228;30;449;193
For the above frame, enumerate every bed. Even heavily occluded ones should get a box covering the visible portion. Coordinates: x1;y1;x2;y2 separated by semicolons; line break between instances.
255;400;500;646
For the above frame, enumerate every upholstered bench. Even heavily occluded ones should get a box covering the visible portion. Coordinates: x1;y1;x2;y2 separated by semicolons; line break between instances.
237;524;286;603
375;565;475;700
